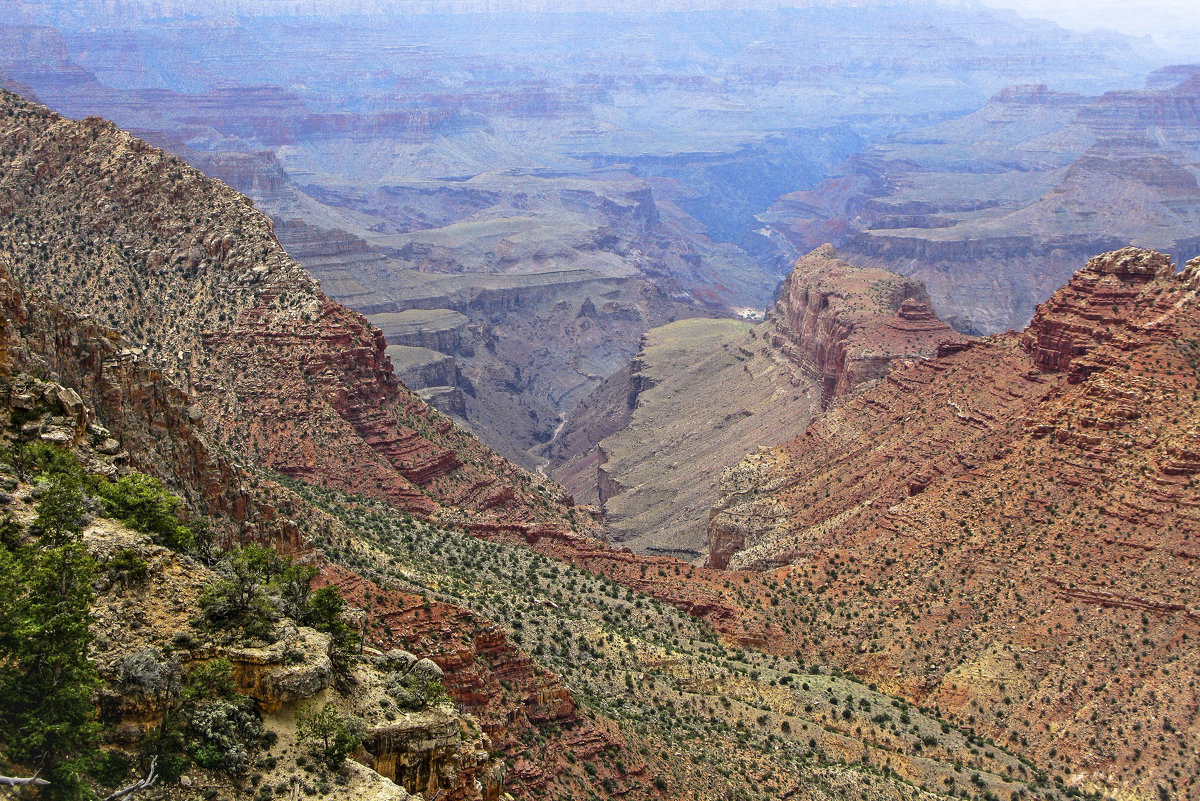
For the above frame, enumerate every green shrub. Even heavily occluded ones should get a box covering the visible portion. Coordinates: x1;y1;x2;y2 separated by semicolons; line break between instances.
386;671;443;711
93;473;191;549
187;699;261;773
181;659;262;776
303;585;357;687
89;749;134;788
295;702;364;770
0;512;100;799
34;473;88;544
5;442;84;483
198;550;279;641
106;547;149;587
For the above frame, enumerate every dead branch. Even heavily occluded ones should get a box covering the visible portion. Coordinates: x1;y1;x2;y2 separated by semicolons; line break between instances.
0;773;50;788
102;756;157;801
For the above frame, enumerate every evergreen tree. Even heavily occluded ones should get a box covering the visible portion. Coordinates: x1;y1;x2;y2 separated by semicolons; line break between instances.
0;481;100;799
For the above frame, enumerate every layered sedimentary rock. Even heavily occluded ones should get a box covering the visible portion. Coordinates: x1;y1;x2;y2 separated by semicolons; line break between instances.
761;69;1200;333
0;89;582;535
319;565;642;800
386;345;458;389
0;92;660;800
0;7;1162;466
0;243;325;553
551;246;961;557
706;247;1200;797
763;244;962;407
370;310;470;354
1019;247;1177;378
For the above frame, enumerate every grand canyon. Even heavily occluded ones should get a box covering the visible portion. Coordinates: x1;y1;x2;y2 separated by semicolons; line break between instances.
1;1;1198;800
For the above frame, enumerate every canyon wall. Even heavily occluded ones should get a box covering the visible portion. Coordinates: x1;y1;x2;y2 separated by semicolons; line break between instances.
0;89;583;536
707;247;1200;797
762;68;1200;334
0;89;668;800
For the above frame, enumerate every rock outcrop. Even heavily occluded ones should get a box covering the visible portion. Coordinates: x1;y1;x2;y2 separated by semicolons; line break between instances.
360;710;496;801
1019;247;1176;379
763;244;963;408
705;247;1200;797
319;565;635;800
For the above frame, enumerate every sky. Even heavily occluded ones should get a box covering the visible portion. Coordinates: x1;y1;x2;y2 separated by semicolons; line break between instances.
13;0;1200;54
301;0;1200;51
982;0;1200;51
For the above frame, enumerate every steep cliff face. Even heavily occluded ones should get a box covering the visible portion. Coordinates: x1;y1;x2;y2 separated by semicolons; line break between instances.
319;565;645;800
0;91;659;800
707;248;1200;797
0;89;582;535
1019;247;1177;378
0;253;326;553
549;245;962;559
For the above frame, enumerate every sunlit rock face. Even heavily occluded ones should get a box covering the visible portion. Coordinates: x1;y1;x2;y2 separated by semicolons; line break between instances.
707;247;1200;796
549;245;961;559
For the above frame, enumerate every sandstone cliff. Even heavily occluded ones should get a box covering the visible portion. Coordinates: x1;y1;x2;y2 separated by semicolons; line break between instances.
763;244;963;408
707;247;1200;797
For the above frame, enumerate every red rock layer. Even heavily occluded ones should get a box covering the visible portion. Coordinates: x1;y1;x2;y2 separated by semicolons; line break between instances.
319;565;653;800
764;244;965;409
0;91;643;800
0;257;325;553
705;248;1200;797
1020;247;1177;378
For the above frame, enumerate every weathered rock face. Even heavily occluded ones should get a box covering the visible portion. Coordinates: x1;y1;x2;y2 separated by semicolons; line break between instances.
319;565;637;800
223;626;334;711
361;710;493;801
765;244;963;408
705;248;1200;796
0;254;322;553
0;89;585;539
370;310;470;354
1020;247;1175;378
385;345;458;391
